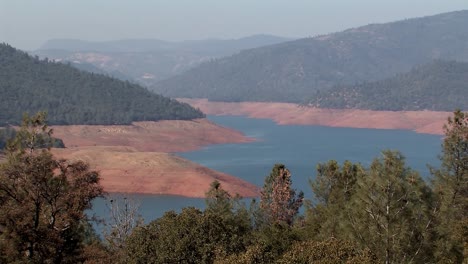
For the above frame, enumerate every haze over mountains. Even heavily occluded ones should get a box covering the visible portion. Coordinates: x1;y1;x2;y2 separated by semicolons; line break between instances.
34;35;291;86
152;10;468;107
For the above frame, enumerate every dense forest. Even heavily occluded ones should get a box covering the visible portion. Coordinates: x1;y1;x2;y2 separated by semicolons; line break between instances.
0;43;204;126
0;111;466;263
152;10;468;103
307;60;468;111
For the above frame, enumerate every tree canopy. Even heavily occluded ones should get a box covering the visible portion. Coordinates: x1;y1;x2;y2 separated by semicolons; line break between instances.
0;112;104;263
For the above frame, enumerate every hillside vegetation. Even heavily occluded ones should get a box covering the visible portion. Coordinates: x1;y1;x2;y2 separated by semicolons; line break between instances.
0;43;204;126
308;60;468;111
152;10;468;103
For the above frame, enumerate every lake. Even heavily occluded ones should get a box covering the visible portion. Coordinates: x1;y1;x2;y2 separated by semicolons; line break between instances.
91;115;442;228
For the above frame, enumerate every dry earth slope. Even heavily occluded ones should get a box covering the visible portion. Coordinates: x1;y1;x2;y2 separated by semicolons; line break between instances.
51;119;259;198
180;99;451;135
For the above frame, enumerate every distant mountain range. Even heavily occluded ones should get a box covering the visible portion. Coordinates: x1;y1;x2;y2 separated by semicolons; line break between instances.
33;35;291;86
0;43;204;126
152;10;468;105
308;60;468;111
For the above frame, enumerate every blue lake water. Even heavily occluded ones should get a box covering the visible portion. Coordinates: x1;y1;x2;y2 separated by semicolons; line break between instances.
91;115;443;227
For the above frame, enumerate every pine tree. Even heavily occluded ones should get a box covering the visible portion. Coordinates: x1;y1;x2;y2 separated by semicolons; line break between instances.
432;110;468;263
305;160;364;240
347;151;433;264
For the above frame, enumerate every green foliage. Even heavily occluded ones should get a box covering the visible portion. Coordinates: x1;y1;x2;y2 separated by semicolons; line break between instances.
0;126;16;150
205;180;234;216
277;239;377;264
153;11;468;103
346;151;434;263
431;110;467;263
304;160;364;240
126;182;252;264
0;43;204;126
305;152;434;263
215;223;300;264
0;113;104;263
126;206;252;264
308;60;468;111
3;112;65;154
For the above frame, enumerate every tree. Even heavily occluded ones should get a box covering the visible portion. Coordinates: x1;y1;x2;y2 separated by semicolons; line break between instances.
233;164;305;262
0;112;103;263
103;195;143;262
259;164;304;226
126;182;252;264
305;160;364;240
204;181;253;261
432;110;468;263
347;151;433;264
205;180;234;216
277;238;376;264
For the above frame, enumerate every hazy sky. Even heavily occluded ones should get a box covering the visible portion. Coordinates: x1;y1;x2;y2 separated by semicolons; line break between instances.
2;0;468;51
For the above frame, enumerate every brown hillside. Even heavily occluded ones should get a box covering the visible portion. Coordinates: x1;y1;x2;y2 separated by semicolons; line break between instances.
50;119;258;198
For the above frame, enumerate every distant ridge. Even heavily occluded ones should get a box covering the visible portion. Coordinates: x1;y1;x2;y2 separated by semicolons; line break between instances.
35;35;291;85
39;35;291;53
308;60;468;111
0;43;204;126
152;10;468;103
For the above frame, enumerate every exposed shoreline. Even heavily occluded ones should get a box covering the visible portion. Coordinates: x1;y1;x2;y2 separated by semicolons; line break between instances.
51;119;259;198
43;102;452;197
179;99;451;135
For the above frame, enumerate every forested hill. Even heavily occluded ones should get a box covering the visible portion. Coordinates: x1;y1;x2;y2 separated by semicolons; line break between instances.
152;10;468;102
0;43;204;126
307;60;468;111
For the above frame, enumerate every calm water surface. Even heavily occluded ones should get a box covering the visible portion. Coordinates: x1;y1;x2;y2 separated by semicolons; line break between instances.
91;115;442;226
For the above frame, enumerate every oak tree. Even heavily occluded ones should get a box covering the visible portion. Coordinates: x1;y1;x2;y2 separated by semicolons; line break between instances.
0;112;103;263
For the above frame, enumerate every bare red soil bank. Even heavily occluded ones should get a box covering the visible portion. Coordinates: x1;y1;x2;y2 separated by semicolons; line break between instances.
180;99;451;135
51;119;258;198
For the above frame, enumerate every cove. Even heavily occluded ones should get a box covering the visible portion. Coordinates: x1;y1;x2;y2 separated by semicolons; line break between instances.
180;115;442;198
91;115;442;225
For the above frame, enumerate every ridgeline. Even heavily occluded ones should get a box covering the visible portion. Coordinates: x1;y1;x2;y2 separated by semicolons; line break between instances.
0;43;204;126
152;10;468;103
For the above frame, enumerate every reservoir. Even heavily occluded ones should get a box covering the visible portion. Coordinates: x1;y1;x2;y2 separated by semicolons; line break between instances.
91;115;442;226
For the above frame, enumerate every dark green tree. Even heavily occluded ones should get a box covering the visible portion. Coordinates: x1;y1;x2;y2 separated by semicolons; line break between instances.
126;182;252;264
432;110;468;263
347;151;433;264
305;160;364;240
0;43;204;126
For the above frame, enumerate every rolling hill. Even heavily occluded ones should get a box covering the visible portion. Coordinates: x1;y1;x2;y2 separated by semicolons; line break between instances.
151;10;468;103
307;60;468;111
0;43;204;126
34;35;291;86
